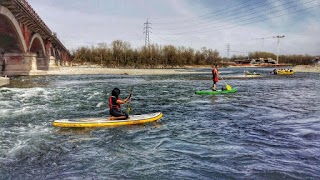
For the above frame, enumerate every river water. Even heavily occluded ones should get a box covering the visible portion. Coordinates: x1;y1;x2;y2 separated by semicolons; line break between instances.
0;67;319;179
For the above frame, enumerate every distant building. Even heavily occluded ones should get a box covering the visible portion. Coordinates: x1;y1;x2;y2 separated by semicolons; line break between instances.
233;57;276;65
251;58;276;64
234;59;251;64
312;57;319;65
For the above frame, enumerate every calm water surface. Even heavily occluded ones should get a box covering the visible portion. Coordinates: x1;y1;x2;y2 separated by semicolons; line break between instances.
0;67;319;179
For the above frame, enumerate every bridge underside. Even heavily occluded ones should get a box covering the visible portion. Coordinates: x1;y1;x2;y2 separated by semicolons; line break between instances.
0;14;23;53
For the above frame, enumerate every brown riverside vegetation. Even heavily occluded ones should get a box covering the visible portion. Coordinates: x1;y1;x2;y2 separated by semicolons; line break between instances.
71;41;319;69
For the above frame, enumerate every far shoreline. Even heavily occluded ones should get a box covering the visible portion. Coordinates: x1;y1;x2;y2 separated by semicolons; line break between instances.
44;64;320;76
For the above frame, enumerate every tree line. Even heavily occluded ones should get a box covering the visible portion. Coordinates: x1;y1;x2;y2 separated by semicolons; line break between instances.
71;40;221;68
71;40;317;67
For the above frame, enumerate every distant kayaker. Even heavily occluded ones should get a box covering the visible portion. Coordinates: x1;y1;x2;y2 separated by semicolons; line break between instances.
109;88;131;120
212;64;219;91
273;69;277;75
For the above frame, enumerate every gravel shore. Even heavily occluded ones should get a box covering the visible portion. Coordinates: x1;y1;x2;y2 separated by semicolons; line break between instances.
46;65;320;76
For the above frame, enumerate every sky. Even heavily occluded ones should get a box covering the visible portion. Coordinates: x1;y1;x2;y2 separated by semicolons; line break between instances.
27;0;320;57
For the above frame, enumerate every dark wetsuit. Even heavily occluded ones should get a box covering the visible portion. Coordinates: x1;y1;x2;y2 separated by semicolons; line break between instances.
109;96;128;119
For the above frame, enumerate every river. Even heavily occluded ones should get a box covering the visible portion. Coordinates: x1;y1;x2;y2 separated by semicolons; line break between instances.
0;67;319;179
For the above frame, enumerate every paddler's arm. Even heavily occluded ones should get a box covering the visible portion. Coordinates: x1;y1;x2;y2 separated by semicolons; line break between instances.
116;94;132;104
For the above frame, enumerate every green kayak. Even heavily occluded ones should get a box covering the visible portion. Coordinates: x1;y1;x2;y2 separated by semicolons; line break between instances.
195;88;237;95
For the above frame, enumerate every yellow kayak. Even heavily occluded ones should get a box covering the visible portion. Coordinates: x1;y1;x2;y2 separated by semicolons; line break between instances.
53;112;163;128
276;69;295;75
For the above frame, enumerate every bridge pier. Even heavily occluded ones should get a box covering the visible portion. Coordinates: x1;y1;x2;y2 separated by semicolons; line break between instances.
3;53;29;76
3;52;50;76
49;56;59;70
36;57;47;71
27;53;47;75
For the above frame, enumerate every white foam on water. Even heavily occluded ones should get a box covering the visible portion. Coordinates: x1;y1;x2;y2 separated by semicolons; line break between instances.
0;109;15;118
6;139;26;159
96;102;105;107
87;91;101;100
0;87;54;119
9;87;49;101
55;78;146;86
2;124;51;159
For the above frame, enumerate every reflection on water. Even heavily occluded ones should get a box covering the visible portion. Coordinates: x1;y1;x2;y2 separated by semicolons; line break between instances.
0;68;320;179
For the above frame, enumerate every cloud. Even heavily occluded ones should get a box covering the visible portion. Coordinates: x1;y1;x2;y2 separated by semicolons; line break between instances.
27;0;320;56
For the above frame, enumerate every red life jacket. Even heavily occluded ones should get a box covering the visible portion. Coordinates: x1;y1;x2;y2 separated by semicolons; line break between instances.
109;96;120;110
212;68;219;82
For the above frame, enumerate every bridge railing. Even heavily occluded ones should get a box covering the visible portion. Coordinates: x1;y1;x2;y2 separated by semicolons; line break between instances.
15;0;51;34
14;0;71;56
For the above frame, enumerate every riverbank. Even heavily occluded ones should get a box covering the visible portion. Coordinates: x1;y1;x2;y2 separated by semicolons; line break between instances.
47;67;207;75
4;65;319;77
293;65;320;73
48;65;319;76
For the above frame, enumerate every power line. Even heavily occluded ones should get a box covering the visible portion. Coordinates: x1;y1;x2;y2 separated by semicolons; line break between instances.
154;0;272;30
154;0;258;25
154;0;316;35
188;0;296;30
155;0;310;34
151;29;179;45
151;0;318;51
251;35;285;63
196;0;310;32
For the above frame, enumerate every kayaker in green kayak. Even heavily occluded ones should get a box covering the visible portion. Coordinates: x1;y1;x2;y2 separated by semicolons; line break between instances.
212;64;220;91
109;88;132;120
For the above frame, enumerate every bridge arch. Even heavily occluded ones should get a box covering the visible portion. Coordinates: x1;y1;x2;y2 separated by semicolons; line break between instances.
29;33;46;57
0;5;27;53
29;33;47;70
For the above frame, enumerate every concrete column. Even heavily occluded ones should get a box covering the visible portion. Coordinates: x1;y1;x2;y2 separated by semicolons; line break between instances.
2;53;53;76
3;53;29;76
48;56;59;70
26;52;47;75
37;57;46;70
24;52;37;71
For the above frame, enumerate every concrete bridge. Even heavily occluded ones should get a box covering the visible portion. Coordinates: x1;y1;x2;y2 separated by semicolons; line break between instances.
0;0;71;76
